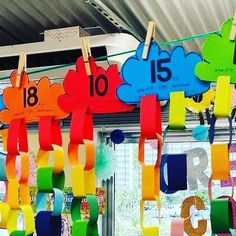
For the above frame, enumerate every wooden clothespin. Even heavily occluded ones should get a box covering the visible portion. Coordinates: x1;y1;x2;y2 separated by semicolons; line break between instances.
142;21;156;59
80;37;91;76
230;10;236;40
16;52;26;87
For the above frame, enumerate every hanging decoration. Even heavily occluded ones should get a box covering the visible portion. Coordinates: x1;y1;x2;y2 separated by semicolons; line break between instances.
195;18;236;82
110;129;125;144
0;11;236;236
58;36;134;236
192;125;208;141
95;143;117;181
0;50;68;236
117;40;210;104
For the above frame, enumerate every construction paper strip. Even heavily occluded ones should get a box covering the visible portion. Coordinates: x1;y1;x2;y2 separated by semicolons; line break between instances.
38;116;62;150
6;152;29;183
138;133;162;168
70;109;93;144
7;179;19;209
167;154;187;191
10;231;26;236
86;222;99;236
211;144;230;180
37;144;65;174
140;95;162;138
0;128;8;151
35;211;61;236
209;115;232;147
211;199;230;234
19;182;30;205
72;220;88;236
71;197;83;222
140;200;159;236
72;167;96;197
0;202;9;228
0;152;7;181
86;195;99;223
84;168;96;195
214;76;231;117
37;167;65;192
68;140;95;170
160;154;177;194
36;189;64;216
7;118;28;155
142;165;159;200
7;180;30;209
7;205;35;235
170;218;184;236
180;196;207;236
169;91;186;130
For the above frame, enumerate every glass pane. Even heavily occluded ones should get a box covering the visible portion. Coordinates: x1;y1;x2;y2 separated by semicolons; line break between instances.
115;141;234;235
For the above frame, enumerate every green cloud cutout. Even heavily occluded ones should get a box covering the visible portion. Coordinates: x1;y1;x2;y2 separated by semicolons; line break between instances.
195;18;236;83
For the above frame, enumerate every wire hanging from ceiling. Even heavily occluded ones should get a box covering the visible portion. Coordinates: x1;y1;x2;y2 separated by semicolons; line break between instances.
0;29;219;81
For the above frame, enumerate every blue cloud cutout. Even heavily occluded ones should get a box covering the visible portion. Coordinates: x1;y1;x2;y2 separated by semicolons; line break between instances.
117;41;210;104
0;95;5;111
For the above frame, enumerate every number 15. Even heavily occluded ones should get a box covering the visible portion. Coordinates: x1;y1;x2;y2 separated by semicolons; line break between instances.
151;58;172;83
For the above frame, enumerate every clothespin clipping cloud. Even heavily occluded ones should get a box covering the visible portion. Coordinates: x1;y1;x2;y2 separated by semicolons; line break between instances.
117;41;210;104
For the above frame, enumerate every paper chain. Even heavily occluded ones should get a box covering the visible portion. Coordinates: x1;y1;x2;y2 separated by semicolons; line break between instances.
1;16;236;235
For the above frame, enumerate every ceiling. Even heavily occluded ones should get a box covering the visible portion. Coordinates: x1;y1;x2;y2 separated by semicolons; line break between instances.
0;0;236;52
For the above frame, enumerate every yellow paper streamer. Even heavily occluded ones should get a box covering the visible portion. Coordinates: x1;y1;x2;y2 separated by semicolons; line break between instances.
7;205;35;235
214;76;232;117
37;144;65;174
0;203;9;228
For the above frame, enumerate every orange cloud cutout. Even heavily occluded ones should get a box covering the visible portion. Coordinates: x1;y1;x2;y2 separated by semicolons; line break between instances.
0;71;68;124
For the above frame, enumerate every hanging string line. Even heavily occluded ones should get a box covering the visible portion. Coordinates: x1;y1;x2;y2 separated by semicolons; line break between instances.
0;30;219;80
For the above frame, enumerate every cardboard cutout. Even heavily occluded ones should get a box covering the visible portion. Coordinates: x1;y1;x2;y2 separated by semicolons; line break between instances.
195;18;236;82
117;41;210;103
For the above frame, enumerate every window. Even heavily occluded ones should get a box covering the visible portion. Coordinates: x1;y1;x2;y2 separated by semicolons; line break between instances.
115;141;234;235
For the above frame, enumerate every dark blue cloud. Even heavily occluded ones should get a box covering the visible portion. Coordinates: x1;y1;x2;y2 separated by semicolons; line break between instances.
117;41;210;104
